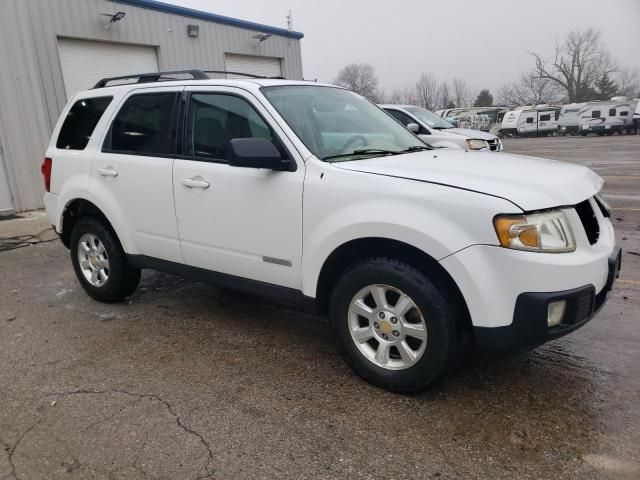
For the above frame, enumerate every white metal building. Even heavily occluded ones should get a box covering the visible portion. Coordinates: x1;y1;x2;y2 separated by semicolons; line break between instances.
0;0;304;212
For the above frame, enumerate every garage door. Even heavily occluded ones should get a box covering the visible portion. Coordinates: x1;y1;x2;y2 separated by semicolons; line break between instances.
225;54;282;79
57;38;159;98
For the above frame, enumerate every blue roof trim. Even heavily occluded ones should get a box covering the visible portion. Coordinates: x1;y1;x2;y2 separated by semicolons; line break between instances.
111;0;304;39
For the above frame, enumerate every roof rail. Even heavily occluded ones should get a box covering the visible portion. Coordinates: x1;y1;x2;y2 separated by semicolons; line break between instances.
93;69;209;88
203;70;285;80
93;69;287;89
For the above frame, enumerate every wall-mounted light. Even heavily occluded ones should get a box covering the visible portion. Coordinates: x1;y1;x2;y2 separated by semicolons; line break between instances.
100;11;126;30
187;24;199;38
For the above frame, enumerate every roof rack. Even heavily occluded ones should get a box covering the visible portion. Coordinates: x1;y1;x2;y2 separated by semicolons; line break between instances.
93;69;285;89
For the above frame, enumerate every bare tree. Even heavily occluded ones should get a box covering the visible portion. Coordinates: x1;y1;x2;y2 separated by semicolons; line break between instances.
415;73;439;110
334;63;379;100
452;78;473;108
497;72;562;106
615;68;640;98
438;81;454;109
531;28;616;102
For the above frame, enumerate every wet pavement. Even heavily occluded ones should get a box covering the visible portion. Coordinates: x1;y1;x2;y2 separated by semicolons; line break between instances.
1;135;639;479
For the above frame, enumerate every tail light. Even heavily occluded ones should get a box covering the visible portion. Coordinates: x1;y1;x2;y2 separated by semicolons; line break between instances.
41;157;52;192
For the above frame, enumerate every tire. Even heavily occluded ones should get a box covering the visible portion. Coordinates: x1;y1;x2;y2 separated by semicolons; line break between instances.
70;217;141;303
329;258;458;393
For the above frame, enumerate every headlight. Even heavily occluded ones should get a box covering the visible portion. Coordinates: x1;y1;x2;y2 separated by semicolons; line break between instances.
494;210;576;253
466;139;488;150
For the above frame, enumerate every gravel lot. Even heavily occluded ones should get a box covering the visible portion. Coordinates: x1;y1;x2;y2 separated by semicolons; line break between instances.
1;135;639;479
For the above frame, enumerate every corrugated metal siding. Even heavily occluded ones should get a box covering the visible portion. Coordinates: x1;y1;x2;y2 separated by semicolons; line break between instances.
0;0;304;211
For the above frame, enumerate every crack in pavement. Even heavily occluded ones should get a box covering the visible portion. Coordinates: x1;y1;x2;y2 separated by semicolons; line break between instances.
1;419;43;480
43;389;215;480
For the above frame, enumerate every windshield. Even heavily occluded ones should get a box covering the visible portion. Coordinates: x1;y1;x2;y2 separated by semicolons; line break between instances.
405;106;454;129
261;86;427;161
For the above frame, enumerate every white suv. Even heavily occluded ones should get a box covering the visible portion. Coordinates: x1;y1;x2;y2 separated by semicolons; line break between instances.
42;70;621;393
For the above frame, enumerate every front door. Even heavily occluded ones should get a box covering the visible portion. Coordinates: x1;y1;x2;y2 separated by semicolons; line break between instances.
173;87;304;289
91;87;183;262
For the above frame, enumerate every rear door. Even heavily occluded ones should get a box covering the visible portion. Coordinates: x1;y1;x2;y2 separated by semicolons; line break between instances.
92;87;183;262
172;86;304;289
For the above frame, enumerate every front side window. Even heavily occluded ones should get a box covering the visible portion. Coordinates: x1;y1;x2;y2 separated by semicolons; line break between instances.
592;110;601;118
620;111;629;116
57;96;112;150
386;109;419;128
526;117;534;124
609;108;616;116
261;86;426;161
106;92;178;156
185;93;273;160
539;114;551;122
406;106;455;129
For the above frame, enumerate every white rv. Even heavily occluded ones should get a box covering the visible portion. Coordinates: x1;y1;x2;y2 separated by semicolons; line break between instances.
500;105;561;137
578;98;638;135
438;107;508;135
557;103;587;135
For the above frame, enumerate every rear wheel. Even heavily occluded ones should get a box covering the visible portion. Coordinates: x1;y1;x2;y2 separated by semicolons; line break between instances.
70;217;141;303
330;258;458;393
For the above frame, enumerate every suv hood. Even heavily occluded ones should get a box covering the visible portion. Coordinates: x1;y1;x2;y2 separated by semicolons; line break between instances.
335;151;602;211
438;127;496;140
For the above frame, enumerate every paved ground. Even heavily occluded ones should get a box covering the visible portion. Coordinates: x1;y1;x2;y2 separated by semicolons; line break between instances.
1;135;639;479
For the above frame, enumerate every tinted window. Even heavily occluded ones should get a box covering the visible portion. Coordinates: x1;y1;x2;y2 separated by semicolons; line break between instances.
186;93;273;160
526;117;534;124
386;109;414;127
592;110;601;118
107;93;177;155
539;114;551;121
57;97;112;150
609;108;616;116
620;111;629;116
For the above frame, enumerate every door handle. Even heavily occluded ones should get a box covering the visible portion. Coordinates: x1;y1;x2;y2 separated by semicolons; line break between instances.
98;166;118;177
182;177;210;189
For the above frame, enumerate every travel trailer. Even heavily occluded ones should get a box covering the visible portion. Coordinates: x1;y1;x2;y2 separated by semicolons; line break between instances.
557;103;587;135
578;98;638;135
437;107;508;135
499;105;561;137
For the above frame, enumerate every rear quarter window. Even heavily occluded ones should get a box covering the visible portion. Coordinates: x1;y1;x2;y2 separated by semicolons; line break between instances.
56;96;113;150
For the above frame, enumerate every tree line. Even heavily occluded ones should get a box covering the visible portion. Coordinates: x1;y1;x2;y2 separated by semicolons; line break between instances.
334;28;640;109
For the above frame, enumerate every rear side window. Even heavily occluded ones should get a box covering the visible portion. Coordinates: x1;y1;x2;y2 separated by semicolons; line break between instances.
105;92;178;156
539;114;551;121
592;110;601;118
609;108;616;116
620;111;629;116
526;117;534;124
56;97;112;150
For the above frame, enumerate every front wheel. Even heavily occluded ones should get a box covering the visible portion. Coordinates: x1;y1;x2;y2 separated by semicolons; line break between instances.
330;258;458;393
70;217;141;303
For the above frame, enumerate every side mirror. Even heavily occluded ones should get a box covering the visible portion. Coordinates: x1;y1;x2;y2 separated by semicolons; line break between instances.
228;138;293;171
407;123;420;134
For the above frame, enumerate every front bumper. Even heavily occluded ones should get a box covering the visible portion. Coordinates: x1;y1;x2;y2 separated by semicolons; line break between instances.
474;247;621;351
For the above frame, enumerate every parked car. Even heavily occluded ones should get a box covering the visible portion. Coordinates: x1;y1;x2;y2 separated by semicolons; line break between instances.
380;104;503;151
43;70;621;393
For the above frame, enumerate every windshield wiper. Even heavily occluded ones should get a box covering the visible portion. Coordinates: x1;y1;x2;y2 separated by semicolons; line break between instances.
401;145;431;152
323;149;402;161
323;146;431;161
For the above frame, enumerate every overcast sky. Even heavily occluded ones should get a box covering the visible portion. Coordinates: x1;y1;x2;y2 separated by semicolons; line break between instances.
171;0;640;94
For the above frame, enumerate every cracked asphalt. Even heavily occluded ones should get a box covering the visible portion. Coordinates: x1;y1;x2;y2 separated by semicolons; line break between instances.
1;135;639;479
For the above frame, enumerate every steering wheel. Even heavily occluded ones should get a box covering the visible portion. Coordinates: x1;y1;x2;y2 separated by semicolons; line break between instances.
340;135;368;154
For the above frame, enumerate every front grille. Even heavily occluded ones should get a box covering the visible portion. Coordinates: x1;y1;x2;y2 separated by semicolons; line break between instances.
487;138;499;151
575;199;599;245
